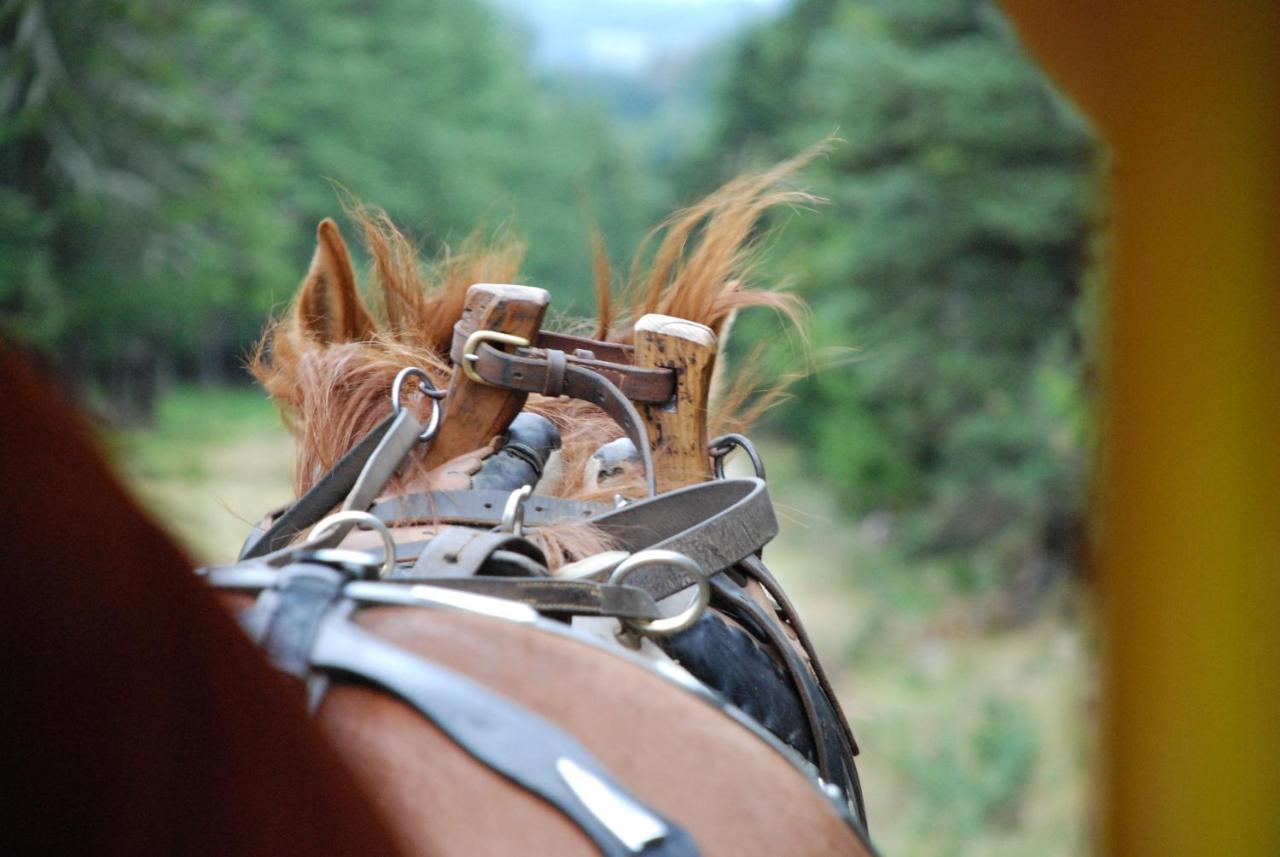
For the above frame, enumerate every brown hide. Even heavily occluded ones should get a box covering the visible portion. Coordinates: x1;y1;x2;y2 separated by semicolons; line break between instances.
318;607;871;857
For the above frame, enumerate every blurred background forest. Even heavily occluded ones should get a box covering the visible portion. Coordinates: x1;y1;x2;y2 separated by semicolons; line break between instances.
1;0;1100;853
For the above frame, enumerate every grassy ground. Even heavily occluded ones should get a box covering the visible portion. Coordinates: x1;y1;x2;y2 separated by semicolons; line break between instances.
111;385;1097;855
109;385;295;563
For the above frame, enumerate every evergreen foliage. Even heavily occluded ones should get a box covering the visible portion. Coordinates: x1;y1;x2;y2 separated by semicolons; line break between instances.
1;0;651;413
710;0;1098;586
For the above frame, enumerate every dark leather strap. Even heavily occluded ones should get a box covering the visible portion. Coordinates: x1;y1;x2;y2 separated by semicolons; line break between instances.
371;490;610;528
392;576;664;620
371;479;776;601
710;571;866;829
588;478;778;599
240;413;400;559
403;527;547;579
452;332;660;495
454;327;675;405
240;409;423;559
237;565;697;856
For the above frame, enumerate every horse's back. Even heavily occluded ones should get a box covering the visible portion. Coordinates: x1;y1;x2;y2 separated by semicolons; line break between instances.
317;605;870;856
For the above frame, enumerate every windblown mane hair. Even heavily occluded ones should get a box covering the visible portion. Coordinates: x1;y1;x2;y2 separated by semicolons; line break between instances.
250;154;816;563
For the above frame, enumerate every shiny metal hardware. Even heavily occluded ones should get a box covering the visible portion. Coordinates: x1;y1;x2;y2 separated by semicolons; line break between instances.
308;510;397;579
609;549;709;636
391;366;445;441
556;757;669;852
461;330;531;386
499;484;534;537
709;432;766;480
557;550;631;581
305;548;384;579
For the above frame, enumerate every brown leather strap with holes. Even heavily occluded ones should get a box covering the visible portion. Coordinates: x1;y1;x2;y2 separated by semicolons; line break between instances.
451;329;661;495
451;328;676;405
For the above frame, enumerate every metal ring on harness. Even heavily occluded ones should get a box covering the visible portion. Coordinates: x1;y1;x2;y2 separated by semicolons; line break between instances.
709;433;766;481
391;366;445;441
499;484;534;537
308;511;397;579
609;549;709;636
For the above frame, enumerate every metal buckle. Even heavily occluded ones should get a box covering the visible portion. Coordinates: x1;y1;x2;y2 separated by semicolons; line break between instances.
462;330;531;386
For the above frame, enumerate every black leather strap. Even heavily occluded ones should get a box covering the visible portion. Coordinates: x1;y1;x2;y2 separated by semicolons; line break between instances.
241;410;423;559
588;478;778;599
371;490;610;528
403;527;548;579
393;576;664;620
709;572;866;829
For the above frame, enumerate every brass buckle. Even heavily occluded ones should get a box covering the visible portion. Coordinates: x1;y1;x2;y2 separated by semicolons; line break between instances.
461;330;531;386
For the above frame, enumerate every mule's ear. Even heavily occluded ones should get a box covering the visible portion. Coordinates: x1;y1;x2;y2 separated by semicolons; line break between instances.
295;218;375;343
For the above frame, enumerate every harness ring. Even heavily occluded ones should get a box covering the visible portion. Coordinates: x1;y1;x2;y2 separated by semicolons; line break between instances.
391;366;445;442
709;433;766;481
499;484;534;537
308;510;397;579
609;549;709;636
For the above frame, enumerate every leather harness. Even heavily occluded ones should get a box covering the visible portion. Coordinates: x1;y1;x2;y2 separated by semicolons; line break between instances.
210;317;873;855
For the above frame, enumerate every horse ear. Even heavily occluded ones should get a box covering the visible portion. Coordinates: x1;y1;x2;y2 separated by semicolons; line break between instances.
295;218;375;343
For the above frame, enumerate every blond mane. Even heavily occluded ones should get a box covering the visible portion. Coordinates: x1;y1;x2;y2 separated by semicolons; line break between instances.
250;154;816;564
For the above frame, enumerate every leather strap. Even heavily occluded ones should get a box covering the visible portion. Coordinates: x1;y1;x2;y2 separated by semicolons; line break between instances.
371;490;611;529
240;409;423;559
312;615;698;856
588;478;778;600
709;573;866;829
241;412;399;559
403;527;547;580
390;576;664;620
372;479;777;601
452;332;659;495
454;327;675;405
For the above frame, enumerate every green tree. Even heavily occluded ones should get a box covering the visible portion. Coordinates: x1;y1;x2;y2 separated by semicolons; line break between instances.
2;0;656;416
710;0;1098;595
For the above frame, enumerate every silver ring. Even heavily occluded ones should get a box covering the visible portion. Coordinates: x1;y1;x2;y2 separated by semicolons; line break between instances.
391;366;444;442
308;511;397;579
609;549;709;636
708;433;766;480
499;485;533;537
